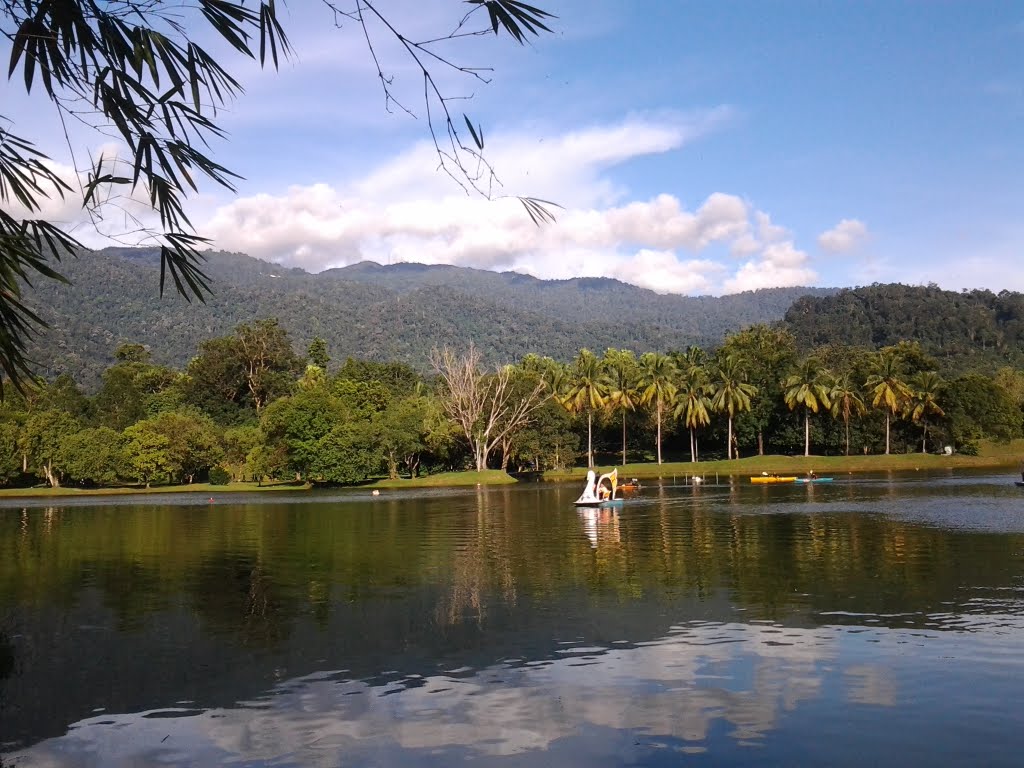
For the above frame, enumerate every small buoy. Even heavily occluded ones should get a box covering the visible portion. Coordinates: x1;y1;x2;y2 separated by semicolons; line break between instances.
208;497;214;503
371;489;380;496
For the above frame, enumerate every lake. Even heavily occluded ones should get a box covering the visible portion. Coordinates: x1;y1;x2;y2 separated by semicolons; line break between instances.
2;470;1023;766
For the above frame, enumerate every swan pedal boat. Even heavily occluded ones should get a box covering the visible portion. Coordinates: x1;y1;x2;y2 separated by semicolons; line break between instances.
575;469;624;507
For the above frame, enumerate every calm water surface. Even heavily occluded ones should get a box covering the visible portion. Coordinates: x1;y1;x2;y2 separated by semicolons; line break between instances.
2;471;1024;766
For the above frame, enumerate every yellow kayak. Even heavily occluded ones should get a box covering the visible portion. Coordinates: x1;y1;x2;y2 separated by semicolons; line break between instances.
750;475;797;484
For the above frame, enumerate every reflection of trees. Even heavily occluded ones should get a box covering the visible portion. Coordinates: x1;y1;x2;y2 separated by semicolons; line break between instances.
436;487;519;627
189;553;292;648
2;490;1024;640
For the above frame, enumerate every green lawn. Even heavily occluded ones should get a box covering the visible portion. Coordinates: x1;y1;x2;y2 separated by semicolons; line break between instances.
372;469;517;488
4;440;1022;498
545;440;1024;482
0;480;308;498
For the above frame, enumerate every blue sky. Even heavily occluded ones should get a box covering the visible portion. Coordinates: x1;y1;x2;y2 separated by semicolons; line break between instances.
5;2;1023;294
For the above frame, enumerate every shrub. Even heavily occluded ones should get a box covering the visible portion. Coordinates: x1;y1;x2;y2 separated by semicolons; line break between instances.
208;467;231;485
956;441;979;456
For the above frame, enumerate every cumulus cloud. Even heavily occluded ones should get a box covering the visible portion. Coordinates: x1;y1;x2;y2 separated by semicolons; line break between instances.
199;116;821;295
723;241;817;293
818;218;868;253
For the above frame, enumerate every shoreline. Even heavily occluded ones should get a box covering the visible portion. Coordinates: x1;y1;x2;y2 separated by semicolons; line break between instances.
1;451;1020;500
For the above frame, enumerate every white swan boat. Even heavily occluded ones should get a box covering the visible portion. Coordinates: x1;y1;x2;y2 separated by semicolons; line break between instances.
574;469;624;507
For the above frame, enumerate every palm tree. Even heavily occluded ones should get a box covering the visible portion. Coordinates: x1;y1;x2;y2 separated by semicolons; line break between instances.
602;348;640;466
783;357;832;457
906;371;945;453
638;352;678;464
710;355;757;460
674;361;712;462
829;371;867;456
564;349;608;468
865;349;912;455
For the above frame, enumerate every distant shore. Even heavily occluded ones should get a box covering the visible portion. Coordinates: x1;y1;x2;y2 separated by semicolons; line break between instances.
1;445;1020;499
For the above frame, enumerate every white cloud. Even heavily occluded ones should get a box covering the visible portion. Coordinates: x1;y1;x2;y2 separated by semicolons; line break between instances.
201;115;824;295
818;218;868;253
723;241;817;293
608;250;725;295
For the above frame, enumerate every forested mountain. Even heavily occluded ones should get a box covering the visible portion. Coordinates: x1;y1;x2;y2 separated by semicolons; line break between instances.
783;284;1024;372
22;248;833;390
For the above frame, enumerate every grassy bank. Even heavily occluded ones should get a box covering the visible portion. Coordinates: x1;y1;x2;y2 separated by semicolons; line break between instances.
0;480;309;499
3;440;1021;499
544;440;1024;482
0;470;516;499
372;470;517;488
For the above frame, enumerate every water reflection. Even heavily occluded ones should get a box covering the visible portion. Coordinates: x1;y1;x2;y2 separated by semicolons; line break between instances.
10;613;1024;767
2;472;1024;765
577;508;620;549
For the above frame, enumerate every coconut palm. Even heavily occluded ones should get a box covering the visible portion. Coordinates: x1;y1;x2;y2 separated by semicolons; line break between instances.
829;371;867;456
564;349;608;468
783;357;832;457
710;355;757;460
602;348;640;466
865;349;912;455
906;371;945;453
674;361;712;462
638;352;678;464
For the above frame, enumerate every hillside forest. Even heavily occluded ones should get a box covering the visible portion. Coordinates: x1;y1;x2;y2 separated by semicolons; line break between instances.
3;317;1023;490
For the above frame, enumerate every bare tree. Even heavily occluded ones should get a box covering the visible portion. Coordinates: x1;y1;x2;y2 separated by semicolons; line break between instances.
430;344;546;472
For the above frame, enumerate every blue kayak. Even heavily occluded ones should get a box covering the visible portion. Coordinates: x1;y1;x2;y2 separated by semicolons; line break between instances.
795;477;833;484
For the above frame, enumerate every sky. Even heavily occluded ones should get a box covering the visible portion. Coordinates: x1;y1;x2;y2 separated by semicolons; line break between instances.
4;1;1023;295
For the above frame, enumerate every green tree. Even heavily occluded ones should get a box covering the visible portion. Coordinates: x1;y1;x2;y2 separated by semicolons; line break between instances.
719;326;797;455
114;343;151;364
183;319;302;420
94;355;179;430
0;422;22;485
311;421;380;484
783;357;833;457
941;373;1022;449
260;389;346;481
307;336;331;370
505;399;579;471
602;349;640;466
829;371;867;456
61;427;126;486
23;409;80;486
183;336;251;425
563;349;608;468
123;410;222;484
373;395;431;479
223;425;264;481
0;1;553;388
674;361;712;463
236;319;303;413
865;348;912;455
905;371;946;454
122;422;175;488
710;355;757;461
638;352;678;465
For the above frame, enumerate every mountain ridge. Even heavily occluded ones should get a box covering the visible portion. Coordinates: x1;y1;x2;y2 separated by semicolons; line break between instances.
22;247;836;390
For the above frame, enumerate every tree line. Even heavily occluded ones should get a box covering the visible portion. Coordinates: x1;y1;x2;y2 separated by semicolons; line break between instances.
2;320;1023;489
